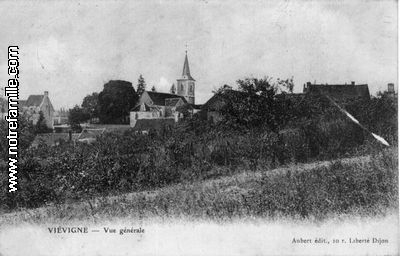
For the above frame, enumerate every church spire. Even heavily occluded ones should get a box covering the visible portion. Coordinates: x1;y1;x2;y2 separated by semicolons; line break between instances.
182;52;194;80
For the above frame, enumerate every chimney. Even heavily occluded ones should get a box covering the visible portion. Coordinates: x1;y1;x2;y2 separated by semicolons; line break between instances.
388;83;395;93
351;81;355;86
44;91;49;97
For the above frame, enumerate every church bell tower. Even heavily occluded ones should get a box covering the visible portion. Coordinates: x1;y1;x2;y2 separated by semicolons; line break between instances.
177;51;195;104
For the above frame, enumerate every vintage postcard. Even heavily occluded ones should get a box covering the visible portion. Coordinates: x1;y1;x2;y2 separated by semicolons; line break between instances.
0;0;398;255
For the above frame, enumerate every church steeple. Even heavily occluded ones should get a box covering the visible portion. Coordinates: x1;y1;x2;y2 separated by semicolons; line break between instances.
182;52;194;81
177;51;196;104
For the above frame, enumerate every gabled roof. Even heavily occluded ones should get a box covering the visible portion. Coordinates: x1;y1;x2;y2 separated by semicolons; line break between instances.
25;95;44;107
132;103;161;112
146;91;187;106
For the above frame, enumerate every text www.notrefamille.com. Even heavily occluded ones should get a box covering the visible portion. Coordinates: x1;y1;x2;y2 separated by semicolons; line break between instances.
6;46;19;192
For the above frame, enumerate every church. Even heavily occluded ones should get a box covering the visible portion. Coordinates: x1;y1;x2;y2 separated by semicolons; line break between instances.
130;52;198;131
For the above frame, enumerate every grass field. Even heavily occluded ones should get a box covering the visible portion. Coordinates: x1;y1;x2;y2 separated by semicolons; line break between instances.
0;147;397;226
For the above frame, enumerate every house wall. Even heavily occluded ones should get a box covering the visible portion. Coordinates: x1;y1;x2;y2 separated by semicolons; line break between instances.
40;95;55;129
130;111;162;127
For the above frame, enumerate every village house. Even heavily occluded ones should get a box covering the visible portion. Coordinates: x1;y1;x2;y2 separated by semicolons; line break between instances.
20;91;55;129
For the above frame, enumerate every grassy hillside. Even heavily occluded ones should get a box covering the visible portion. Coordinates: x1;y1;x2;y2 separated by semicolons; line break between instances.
1;147;397;225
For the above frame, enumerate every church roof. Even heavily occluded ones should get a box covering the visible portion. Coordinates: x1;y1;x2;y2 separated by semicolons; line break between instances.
181;53;195;81
146;91;187;106
165;98;182;107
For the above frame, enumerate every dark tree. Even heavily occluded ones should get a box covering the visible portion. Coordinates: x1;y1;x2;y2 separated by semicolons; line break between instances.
35;111;52;134
211;77;298;131
68;105;89;128
98;80;139;124
215;77;278;130
82;92;99;119
136;75;146;96
151;86;156;92
170;83;176;94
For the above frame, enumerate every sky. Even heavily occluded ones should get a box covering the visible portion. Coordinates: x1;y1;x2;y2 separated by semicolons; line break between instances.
0;0;397;109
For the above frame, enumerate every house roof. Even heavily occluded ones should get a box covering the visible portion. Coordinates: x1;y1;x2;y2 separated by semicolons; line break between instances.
146;91;187;106
165;98;181;107
25;95;44;107
304;83;370;101
132;103;162;111
132;118;175;131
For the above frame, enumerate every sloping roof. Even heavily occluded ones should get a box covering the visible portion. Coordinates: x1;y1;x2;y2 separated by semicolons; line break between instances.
25;95;44;107
165;98;181;107
146;91;187;106
304;83;370;101
181;53;195;81
132;118;175;131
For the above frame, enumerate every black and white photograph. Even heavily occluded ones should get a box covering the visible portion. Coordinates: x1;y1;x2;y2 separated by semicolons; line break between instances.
0;0;398;255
